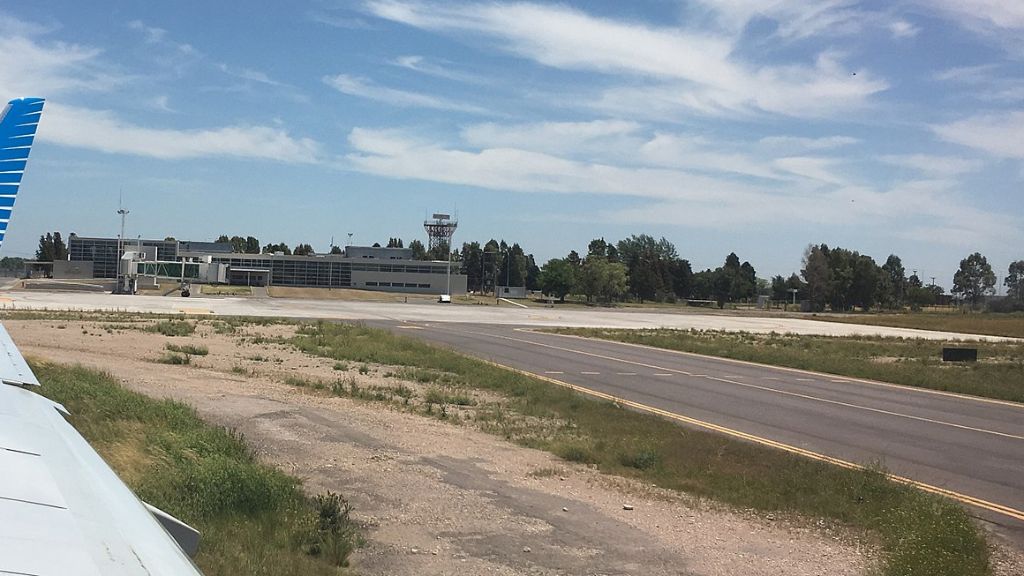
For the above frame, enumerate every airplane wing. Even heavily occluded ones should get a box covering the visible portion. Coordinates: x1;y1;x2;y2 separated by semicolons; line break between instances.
0;97;204;574
0;324;204;575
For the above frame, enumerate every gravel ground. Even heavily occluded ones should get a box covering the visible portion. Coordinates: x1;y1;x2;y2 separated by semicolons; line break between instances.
9;317;1016;576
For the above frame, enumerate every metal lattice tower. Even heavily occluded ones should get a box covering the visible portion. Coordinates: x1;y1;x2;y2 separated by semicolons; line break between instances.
423;212;457;253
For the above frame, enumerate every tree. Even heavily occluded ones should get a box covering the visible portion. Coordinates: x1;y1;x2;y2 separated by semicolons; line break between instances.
0;257;25;273
850;254;880;311
245;236;260;254
216;234;230;243
668;258;693;300
262;242;292;255
409;239;427;260
952;252;996;308
459;242;484;292
35;233;55;261
801;244;830;312
293;243;315;256
771;275;788;301
880;254;906;309
329;245;343;255
577;258;627;304
616;234;677;302
387;237;404;248
525;254;541;291
539;258;576;301
52;232;67;260
1005;260;1024;302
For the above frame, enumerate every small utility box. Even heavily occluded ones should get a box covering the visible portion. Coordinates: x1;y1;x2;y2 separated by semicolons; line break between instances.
942;347;977;362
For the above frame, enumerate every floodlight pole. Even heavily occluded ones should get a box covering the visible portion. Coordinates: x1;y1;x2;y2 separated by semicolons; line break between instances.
116;207;129;292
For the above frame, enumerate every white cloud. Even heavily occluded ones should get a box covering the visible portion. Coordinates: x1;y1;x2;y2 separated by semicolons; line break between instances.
934;64;1000;83
347;126;764;203
758;135;859;152
692;0;864;38
924;0;1024;31
344;124;1017;246
637;133;781;180
461;120;643;157
0;35;127;97
363;1;887;118
933;111;1024;159
878;154;983;177
127;19;167;43
888;20;920;38
40;103;321;163
307;11;375;30
391;55;490;85
933;64;1024;103
773;156;849;185
323;73;488;114
0;11;58;37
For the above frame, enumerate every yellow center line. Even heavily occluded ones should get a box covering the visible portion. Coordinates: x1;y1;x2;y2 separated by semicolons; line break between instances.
469;329;1023;441
480;358;1024;523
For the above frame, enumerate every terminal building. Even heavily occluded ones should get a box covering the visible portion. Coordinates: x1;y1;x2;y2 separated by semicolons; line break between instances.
64;234;467;295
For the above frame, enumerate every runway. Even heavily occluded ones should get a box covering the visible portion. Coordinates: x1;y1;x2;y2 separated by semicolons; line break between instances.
374;321;1024;541
0;290;1015;341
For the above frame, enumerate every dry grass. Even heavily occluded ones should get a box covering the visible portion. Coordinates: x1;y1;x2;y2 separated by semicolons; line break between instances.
816;311;1024;339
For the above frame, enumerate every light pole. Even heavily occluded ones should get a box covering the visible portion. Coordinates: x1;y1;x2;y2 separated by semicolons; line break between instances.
116;206;129;292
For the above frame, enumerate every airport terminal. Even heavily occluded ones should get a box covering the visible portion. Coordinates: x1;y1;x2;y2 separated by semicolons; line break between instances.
53;215;468;295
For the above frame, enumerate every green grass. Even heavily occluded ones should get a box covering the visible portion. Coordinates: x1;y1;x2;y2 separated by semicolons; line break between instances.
289;321;991;576
423;386;475;406
147;320;196;337
157;352;192;365
816;311;1024;339
32;361;359;575
166;343;209;356
551;328;1024;403
201;285;253;296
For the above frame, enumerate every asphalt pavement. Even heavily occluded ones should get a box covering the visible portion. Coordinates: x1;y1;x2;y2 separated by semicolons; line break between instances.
372;320;1024;543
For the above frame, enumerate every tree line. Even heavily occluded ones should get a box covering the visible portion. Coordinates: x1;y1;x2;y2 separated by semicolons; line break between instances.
24;230;1023;311
787;245;1021;312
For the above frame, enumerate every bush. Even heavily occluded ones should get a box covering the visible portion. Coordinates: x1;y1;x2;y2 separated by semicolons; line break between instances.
166;343;208;356
147;320;195;337
157;352;191;365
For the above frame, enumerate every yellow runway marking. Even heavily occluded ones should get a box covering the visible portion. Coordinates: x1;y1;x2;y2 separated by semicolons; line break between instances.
482;359;1024;523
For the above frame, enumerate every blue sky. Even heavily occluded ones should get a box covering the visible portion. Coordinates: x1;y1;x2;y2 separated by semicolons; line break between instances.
2;1;1022;288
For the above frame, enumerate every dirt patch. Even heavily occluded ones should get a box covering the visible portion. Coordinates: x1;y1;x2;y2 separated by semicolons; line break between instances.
6;318;888;575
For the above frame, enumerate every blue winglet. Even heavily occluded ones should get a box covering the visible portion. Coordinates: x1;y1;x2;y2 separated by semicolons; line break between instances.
0;97;45;249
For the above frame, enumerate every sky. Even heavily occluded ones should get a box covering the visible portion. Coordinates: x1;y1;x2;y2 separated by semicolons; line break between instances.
2;1;1022;289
